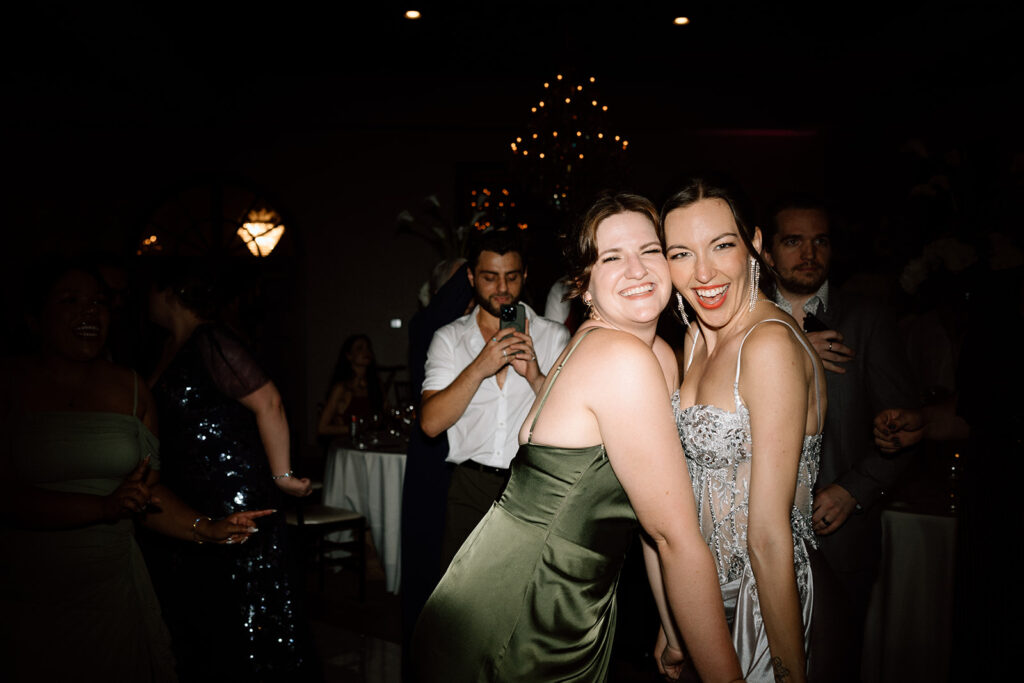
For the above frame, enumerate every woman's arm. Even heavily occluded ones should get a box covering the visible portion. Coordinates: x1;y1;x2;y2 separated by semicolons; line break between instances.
317;383;352;436
742;326;811;683
238;381;311;497
140;471;273;543
645;336;686;677
642;535;688;680
594;335;741;683
2;456;156;529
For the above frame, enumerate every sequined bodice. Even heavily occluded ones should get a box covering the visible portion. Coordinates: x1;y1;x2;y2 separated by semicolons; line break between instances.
674;319;822;586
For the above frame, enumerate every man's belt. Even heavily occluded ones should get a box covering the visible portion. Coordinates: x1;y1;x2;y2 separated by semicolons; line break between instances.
457;460;510;476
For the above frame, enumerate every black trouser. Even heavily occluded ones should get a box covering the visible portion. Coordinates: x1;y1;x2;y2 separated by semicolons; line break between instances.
438;462;510;573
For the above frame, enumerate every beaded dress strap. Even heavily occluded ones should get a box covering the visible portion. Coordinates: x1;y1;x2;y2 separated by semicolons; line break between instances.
734;318;823;434
527;327;600;443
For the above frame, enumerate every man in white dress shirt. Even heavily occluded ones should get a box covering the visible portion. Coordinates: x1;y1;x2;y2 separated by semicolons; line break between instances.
420;230;569;570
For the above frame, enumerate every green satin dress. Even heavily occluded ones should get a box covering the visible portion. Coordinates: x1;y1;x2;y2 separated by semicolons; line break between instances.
0;377;177;682
413;328;638;682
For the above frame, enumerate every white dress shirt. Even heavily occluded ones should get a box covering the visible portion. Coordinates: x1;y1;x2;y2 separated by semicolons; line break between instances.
422;302;569;469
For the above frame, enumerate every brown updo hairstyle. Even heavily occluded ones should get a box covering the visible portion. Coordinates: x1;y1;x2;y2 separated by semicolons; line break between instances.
660;177;774;290
564;192;661;301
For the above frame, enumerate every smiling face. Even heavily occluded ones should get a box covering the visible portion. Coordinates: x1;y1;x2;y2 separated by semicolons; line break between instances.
468;249;526;319
664;198;762;328
37;269;110;361
585;211;670;331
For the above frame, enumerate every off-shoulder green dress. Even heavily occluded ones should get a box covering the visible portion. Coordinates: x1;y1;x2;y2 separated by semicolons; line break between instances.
413;328;638;682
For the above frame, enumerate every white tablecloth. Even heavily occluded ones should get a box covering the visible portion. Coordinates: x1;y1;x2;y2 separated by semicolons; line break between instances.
862;508;957;682
323;443;407;594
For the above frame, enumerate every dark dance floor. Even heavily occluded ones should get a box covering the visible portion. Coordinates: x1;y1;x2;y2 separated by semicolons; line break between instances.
304;542;402;683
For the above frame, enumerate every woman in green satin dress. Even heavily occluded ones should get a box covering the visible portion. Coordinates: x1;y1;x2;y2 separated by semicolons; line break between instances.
413;194;744;682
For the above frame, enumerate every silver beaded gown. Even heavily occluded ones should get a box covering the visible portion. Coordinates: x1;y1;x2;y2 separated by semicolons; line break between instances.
673;318;822;682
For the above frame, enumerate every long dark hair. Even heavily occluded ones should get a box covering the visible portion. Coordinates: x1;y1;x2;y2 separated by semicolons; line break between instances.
148;256;228;322
327;334;383;412
661;177;774;289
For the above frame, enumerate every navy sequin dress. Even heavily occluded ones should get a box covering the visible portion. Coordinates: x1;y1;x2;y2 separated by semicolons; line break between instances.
142;324;312;681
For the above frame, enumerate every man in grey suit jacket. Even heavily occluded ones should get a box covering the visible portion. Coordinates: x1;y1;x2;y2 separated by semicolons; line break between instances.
765;198;919;680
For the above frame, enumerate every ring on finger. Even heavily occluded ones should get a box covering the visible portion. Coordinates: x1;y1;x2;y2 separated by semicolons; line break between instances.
502;349;507;358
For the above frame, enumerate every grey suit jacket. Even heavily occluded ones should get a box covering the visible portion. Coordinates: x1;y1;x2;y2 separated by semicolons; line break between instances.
813;287;919;572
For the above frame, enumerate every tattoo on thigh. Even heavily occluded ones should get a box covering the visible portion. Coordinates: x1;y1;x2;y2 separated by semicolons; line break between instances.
771;656;791;682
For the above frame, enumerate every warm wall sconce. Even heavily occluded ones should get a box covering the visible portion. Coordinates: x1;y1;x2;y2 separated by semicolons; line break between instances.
237;208;285;257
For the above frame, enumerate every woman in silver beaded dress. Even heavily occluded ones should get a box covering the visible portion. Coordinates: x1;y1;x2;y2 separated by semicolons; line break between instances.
658;178;826;683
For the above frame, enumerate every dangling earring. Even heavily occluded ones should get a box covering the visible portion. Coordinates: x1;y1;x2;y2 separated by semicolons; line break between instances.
748;256;761;312
583;295;599;320
675;292;690;326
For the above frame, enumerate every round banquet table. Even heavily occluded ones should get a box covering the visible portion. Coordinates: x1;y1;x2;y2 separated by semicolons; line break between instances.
323;440;407;594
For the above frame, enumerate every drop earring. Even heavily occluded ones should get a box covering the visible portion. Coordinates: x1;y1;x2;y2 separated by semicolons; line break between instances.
676;292;689;326
748;256;761;312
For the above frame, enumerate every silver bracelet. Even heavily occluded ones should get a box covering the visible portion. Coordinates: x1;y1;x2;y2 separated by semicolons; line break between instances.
192;515;212;544
272;470;294;480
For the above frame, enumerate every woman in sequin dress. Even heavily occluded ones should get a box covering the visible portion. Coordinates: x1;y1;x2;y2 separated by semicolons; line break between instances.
660;179;826;683
142;260;315;682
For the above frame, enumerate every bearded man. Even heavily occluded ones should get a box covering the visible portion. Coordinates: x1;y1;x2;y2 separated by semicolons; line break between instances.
420;230;569;570
766;198;919;682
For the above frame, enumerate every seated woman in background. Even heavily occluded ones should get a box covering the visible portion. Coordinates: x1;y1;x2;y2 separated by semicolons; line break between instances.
0;261;269;683
317;333;384;438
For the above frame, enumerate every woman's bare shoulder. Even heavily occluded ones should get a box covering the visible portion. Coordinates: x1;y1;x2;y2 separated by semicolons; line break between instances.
742;318;804;356
738;319;812;393
563;328;665;407
572;326;656;366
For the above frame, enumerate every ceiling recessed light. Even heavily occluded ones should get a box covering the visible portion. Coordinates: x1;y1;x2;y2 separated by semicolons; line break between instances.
405;10;421;20
673;16;690;25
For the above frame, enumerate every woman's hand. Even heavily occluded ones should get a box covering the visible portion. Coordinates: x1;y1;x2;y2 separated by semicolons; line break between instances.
197;509;276;544
654;626;685;681
102;456;158;521
506;319;544;390
660;645;685;681
274;474;313;497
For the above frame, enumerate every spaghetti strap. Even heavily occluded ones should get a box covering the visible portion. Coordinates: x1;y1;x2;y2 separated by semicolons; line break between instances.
734;319;823;434
527;327;600;444
131;372;139;418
